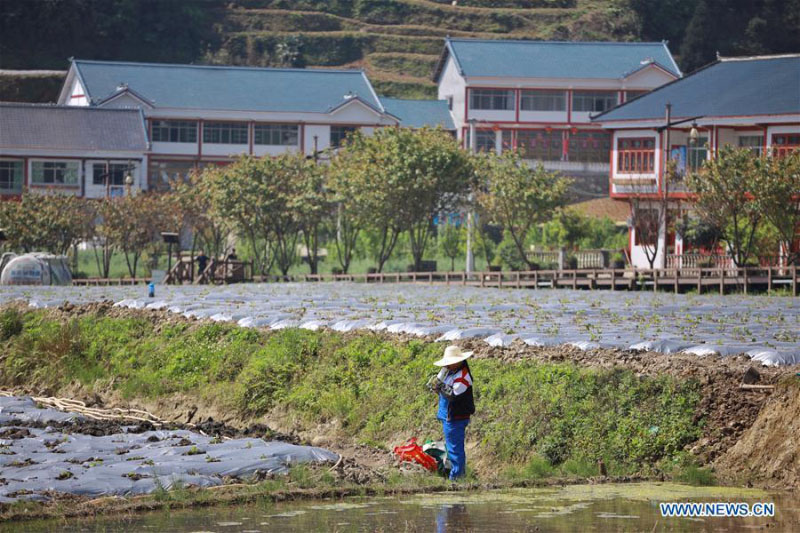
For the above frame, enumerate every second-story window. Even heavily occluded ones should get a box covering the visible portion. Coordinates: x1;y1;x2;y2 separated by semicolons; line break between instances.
469;89;515;111
617;137;655;173
203;122;248;144
520;90;566;112
254;124;299;146
571;91;618;113
151;120;197;143
773;133;800;157
688;136;708;172
331;126;357;148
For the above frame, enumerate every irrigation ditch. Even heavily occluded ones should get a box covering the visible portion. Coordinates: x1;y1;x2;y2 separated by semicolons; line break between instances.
0;301;798;522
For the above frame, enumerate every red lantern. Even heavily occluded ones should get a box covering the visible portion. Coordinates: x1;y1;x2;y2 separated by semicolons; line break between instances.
571;127;578;134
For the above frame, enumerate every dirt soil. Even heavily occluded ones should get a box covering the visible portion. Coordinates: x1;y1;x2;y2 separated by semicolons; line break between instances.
10;302;800;489
714;380;800;490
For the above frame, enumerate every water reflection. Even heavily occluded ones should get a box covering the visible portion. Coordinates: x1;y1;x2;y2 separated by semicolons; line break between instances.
436;503;472;533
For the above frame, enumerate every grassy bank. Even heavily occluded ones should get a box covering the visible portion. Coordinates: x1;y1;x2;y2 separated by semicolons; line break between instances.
0;306;704;481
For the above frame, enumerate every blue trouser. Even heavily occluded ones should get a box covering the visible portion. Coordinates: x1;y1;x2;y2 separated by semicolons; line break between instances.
442;418;469;480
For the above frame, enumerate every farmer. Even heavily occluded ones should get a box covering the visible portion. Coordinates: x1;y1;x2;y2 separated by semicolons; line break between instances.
431;345;475;480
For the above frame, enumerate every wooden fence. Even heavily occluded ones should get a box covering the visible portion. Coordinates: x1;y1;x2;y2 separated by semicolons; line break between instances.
73;266;799;296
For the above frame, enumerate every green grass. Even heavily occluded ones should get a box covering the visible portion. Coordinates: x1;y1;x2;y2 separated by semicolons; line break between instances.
0;307;704;480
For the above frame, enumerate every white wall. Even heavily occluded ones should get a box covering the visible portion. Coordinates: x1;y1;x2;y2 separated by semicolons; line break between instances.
610;129;660;195
202;144;249;158
305;125;330;153
437;56;466;133
67;79;88;106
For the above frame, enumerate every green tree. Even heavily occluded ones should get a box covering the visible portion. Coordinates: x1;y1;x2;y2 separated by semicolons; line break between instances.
334;127;473;272
101;192;166;278
438;221;464;271
478;152;569;270
293;161;331;275
753;150;800;265
687;146;764;266
0;193;93;256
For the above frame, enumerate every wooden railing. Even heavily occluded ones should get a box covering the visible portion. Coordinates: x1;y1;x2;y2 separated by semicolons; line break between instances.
72;265;799;295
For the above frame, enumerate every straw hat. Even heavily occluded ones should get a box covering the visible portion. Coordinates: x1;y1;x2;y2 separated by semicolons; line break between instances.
434;345;474;367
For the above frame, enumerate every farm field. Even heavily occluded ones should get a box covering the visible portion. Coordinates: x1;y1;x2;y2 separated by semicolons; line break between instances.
3;283;798;366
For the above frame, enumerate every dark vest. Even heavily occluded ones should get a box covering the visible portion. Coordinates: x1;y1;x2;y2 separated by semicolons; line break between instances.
448;364;475;421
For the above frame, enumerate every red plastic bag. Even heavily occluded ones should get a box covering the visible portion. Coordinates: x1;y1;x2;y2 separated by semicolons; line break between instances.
393;438;438;472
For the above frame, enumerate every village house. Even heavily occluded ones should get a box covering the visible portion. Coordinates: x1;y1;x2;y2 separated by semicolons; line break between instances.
0;103;149;199
592;54;800;269
433;38;681;200
50;59;452;193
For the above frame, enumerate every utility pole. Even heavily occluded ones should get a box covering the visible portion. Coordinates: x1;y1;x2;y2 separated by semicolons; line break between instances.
465;119;477;274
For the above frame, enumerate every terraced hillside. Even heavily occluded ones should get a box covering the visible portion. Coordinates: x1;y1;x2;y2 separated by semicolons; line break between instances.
0;0;639;101
196;0;639;98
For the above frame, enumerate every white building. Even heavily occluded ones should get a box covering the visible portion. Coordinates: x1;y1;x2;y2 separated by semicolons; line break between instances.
56;59;452;191
434;38;680;198
0;103;148;199
592;54;800;268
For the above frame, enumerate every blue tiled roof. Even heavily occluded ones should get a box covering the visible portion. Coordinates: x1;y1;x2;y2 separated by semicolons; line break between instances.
72;60;384;113
0;103;148;152
379;98;455;129
594;55;800;122
436;38;680;81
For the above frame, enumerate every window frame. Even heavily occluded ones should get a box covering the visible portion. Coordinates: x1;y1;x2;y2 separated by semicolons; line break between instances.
571;91;618;113
517;129;564;162
520;89;566;112
617;137;656;174
772;133;800;157
30;160;80;186
151;120;198;143
687;136;709;172
737;135;764;157
202;122;249;145
468;88;515;111
92;162;130;186
254;123;299;146
0;159;24;193
330;126;357;148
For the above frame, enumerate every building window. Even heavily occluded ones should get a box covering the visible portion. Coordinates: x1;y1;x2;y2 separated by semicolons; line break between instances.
151;120;197;143
517;130;564;161
520;90;566;112
772;133;800;157
203;122;248;144
568;131;611;163
617;137;655;173
688;137;708;171
465;129;497;153
0;160;23;193
738;135;763;156
446;96;453;111
254;124;299;146
331;126;357;148
469;89;515;111
92;163;130;186
625;90;648;101
571;91;618;113
30;161;79;186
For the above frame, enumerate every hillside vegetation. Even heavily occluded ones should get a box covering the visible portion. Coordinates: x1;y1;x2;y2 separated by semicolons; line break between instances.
1;0;797;101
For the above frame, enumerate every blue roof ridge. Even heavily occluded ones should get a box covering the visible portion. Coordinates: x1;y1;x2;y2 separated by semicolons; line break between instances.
381;97;441;102
0;102;141;113
72;58;367;76
445;37;672;46
719;53;800;61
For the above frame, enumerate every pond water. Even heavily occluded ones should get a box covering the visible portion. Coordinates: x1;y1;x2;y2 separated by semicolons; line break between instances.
2;283;799;365
10;483;797;532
